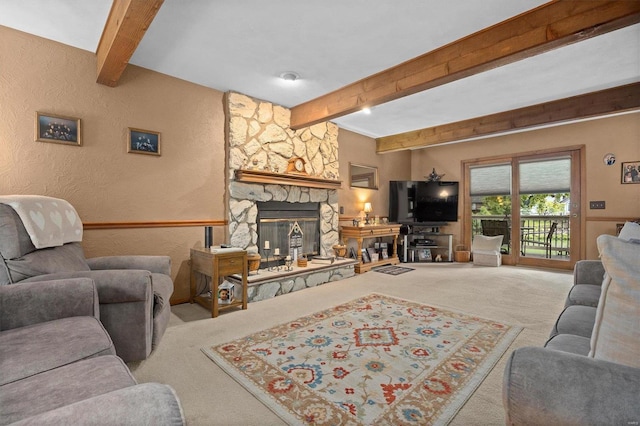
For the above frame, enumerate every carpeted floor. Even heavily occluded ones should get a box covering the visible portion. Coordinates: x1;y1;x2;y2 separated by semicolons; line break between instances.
129;263;573;425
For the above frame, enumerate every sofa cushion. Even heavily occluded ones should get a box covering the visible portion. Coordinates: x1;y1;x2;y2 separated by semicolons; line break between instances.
589;235;640;368
565;284;601;307
0;316;114;386
2;242;90;285
10;383;185;426
544;334;591;356
550;305;597;339
0;355;136;425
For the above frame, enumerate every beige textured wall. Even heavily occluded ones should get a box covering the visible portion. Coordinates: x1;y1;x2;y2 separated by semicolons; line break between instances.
337;129;411;220
410;113;640;258
0;26;226;303
2;23;636;304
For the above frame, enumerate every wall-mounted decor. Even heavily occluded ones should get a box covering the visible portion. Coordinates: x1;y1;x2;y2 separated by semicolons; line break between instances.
350;163;378;189
622;161;639;184
35;112;81;146
425;168;445;181
603;153;616;165
128;128;161;156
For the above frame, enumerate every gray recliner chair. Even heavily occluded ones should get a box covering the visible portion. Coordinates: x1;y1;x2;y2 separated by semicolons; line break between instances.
0;277;184;425
0;198;173;362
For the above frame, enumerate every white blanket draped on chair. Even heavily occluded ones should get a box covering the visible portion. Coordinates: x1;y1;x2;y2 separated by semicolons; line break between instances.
0;195;83;249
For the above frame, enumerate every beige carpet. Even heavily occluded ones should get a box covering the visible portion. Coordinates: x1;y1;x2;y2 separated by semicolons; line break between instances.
129;263;573;425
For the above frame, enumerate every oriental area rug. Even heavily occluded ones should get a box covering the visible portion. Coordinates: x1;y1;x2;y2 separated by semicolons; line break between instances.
202;293;521;425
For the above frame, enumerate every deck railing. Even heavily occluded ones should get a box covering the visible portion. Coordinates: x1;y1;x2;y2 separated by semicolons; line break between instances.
472;215;570;256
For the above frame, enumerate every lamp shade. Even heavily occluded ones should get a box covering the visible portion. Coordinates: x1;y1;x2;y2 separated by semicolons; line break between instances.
364;202;373;213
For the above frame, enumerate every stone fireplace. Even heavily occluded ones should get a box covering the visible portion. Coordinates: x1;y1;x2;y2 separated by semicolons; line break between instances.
225;92;341;258
257;201;320;261
223;92;354;302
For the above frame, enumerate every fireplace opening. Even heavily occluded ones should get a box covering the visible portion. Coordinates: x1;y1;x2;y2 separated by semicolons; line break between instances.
257;201;320;262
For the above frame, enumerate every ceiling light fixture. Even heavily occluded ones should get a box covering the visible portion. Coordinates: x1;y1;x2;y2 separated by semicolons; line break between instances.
280;71;300;82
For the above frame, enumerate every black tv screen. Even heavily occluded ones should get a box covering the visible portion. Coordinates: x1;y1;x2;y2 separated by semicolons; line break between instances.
389;181;459;224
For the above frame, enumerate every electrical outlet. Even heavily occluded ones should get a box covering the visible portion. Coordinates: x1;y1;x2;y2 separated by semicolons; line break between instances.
589;201;606;209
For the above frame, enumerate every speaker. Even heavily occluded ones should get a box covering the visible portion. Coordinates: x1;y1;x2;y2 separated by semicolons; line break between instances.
204;226;213;248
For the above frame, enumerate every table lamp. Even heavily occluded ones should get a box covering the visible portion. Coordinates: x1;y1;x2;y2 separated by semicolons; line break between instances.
364;202;373;224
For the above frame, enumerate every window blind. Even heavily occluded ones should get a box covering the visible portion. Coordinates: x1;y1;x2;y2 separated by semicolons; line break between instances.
470;164;511;196
470;158;571;196
519;158;571;194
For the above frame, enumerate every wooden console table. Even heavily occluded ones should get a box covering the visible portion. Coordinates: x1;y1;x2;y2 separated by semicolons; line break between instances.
190;247;248;318
341;224;401;273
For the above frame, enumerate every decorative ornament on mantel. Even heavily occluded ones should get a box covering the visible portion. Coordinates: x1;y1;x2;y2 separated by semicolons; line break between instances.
286;157;308;175
425;168;445;182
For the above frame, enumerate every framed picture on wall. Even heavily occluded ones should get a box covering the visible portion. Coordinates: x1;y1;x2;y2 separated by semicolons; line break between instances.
35;112;81;146
621;161;640;184
128;128;161;156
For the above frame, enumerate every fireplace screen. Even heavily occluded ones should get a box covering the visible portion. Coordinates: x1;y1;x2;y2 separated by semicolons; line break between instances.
257;201;320;260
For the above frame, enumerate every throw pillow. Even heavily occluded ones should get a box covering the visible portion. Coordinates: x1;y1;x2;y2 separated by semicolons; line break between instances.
588;235;640;368
618;220;640;243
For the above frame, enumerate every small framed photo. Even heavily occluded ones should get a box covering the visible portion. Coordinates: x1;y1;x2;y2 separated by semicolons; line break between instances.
128;128;161;156
361;248;371;263
35;112;81;146
366;247;377;260
381;248;389;259
621;161;640;184
349;247;358;259
417;248;432;262
218;281;235;305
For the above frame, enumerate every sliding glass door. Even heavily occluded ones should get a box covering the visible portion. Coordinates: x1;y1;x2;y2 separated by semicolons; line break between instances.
469;163;513;255
465;147;582;269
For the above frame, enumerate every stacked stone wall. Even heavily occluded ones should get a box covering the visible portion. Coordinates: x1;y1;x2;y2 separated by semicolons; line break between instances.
225;92;341;256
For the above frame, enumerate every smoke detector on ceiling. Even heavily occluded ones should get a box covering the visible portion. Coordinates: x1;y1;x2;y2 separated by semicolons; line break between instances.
280;71;300;82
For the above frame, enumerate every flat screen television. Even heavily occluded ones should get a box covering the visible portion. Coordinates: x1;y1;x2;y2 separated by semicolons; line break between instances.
389;180;459;224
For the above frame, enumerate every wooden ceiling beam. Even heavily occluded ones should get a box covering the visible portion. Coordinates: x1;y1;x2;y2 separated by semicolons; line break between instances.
96;0;164;87
290;1;640;130
375;83;640;153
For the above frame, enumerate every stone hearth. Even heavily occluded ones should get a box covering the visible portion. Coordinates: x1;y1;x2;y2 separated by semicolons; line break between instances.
228;259;356;302
225;92;343;301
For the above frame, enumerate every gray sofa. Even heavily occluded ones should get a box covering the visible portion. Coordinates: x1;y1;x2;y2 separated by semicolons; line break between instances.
503;230;640;425
0;202;173;362
0;277;184;425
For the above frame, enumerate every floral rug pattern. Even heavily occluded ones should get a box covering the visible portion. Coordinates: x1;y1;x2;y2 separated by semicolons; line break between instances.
203;293;521;425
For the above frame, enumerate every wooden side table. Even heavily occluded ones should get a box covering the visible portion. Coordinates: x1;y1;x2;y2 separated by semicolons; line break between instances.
190;247;248;318
341;224;401;273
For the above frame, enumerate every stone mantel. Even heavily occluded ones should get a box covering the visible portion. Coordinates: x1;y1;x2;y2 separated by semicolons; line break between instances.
234;169;342;190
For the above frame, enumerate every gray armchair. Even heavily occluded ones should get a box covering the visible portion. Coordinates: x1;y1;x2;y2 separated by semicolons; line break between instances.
0;201;173;362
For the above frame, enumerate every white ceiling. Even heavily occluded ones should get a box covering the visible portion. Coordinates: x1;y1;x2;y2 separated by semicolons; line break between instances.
1;0;638;140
